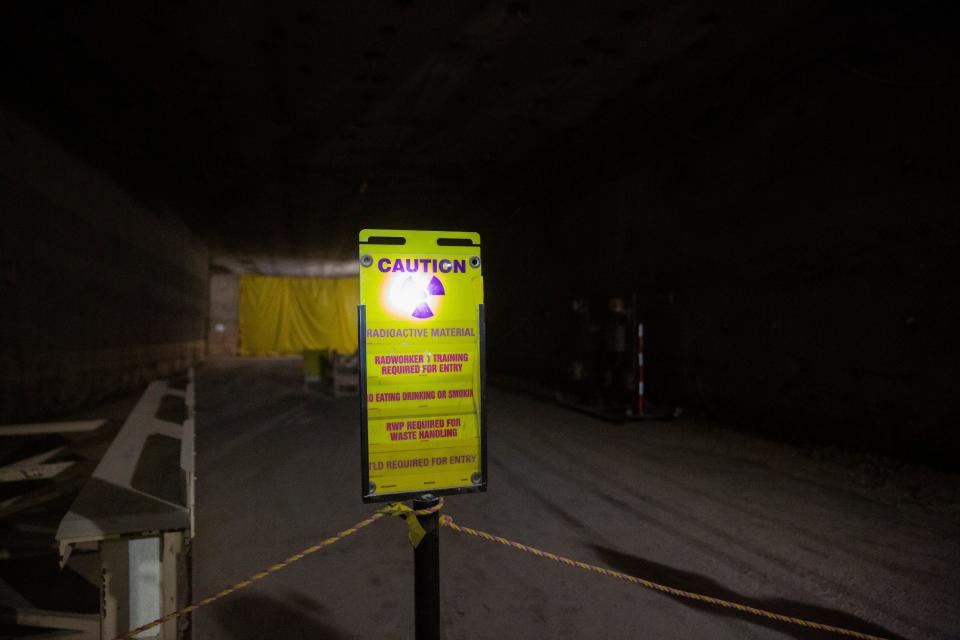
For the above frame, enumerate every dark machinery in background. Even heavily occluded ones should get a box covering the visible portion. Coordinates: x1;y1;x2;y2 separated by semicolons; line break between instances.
557;295;663;422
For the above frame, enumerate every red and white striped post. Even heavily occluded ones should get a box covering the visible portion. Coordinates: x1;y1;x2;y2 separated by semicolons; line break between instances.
636;322;644;417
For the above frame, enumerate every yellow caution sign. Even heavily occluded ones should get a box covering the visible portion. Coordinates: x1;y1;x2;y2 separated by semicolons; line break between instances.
358;229;486;502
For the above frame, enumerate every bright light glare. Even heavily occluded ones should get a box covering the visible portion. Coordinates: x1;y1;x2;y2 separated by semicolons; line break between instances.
386;272;434;316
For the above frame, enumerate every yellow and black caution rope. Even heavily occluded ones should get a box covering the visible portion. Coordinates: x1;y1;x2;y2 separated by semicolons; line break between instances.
439;515;889;640
114;499;890;640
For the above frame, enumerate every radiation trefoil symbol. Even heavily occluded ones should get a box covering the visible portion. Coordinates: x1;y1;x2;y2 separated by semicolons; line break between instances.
386;273;445;319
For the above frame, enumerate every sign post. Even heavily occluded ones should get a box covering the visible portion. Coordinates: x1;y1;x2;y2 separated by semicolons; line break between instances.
413;494;440;640
358;229;486;639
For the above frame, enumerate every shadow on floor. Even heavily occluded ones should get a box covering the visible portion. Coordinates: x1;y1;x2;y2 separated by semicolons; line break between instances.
212;592;353;640
155;393;187;423
591;545;905;640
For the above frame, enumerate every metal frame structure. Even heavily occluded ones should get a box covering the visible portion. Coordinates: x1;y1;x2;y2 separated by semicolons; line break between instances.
52;372;196;640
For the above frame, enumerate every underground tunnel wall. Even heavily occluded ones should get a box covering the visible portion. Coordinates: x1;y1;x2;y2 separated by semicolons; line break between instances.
485;56;959;468
0;108;208;423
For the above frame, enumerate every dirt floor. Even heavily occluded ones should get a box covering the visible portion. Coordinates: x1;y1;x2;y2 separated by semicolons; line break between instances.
193;358;959;640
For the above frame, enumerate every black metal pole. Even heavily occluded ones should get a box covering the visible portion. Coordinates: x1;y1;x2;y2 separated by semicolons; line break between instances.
413;494;440;640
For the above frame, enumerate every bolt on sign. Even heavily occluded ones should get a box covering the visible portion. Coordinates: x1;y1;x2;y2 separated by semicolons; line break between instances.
358;229;486;502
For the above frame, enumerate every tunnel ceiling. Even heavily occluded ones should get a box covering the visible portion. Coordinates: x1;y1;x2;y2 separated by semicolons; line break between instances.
1;2;955;253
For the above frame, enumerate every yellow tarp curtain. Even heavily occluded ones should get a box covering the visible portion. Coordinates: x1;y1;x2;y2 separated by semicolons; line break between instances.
239;275;359;356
